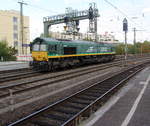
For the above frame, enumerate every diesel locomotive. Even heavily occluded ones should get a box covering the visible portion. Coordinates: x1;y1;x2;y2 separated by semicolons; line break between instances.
30;37;116;71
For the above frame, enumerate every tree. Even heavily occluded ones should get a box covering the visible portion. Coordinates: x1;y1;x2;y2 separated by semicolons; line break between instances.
40;33;52;38
115;41;150;55
142;41;150;53
115;43;125;55
83;37;94;41
0;40;17;61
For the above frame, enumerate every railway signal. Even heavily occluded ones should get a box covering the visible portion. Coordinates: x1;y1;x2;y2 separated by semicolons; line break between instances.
43;3;99;41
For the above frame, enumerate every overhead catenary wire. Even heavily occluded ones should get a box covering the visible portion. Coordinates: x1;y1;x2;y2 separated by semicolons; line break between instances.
103;0;144;30
11;0;58;14
27;3;58;14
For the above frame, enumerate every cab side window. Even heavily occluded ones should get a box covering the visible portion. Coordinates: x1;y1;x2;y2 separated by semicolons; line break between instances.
48;45;57;53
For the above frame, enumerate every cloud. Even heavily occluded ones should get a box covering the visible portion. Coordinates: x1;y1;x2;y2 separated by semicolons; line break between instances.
64;0;94;5
26;0;41;3
142;8;150;13
33;0;40;1
64;0;81;4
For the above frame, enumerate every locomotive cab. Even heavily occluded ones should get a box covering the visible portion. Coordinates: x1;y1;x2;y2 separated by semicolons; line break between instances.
32;43;48;61
30;38;49;71
31;38;48;61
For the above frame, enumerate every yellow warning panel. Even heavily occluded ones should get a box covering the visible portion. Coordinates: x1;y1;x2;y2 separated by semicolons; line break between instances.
32;51;48;61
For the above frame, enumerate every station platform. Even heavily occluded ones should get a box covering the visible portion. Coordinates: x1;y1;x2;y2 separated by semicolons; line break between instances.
0;61;29;71
81;66;150;126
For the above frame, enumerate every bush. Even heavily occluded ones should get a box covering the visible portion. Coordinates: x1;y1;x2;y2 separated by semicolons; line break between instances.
115;41;150;55
0;40;17;61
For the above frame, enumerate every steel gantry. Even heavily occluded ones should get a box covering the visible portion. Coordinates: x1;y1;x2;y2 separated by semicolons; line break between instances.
43;3;99;41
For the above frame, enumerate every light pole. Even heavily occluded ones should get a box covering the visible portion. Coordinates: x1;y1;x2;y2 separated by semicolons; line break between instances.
123;18;128;66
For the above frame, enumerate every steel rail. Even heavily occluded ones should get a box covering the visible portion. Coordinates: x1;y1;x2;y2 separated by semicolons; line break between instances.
0;68;29;74
0;71;41;83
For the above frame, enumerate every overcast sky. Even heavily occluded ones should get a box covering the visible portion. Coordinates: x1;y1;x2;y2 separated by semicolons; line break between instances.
1;0;150;43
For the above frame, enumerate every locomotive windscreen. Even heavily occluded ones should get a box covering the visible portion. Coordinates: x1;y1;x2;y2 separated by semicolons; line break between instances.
32;43;47;51
64;47;76;55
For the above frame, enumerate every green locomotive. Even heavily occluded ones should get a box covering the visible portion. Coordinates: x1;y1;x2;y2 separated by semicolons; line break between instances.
30;37;116;71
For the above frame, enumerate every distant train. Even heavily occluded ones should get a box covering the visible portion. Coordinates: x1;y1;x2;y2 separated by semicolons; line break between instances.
30;37;116;71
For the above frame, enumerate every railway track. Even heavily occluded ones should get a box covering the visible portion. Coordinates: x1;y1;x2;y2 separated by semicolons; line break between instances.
0;59;119;83
0;68;28;74
0;54;148;83
0;57;150;99
0;69;42;83
0;60;122;99
7;61;150;126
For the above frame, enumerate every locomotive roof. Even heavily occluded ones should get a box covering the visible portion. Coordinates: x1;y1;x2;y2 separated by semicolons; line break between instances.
33;37;114;46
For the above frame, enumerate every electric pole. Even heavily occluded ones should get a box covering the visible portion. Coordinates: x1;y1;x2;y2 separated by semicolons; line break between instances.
133;28;145;56
133;27;136;55
18;0;27;55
